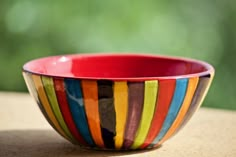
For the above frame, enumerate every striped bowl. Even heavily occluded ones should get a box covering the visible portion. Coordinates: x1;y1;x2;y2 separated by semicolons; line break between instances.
22;54;214;150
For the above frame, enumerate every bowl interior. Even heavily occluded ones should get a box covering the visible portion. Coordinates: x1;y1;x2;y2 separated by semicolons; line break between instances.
23;54;212;79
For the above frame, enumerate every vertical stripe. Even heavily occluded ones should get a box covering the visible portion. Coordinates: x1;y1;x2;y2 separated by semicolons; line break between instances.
123;82;144;149
98;80;116;149
175;74;213;134
23;72;40;104
113;81;128;149
141;79;175;149
23;72;59;135
149;78;188;148
156;77;199;146
131;80;158;149
64;78;95;146
81;80;105;148
31;75;71;141
53;78;88;146
41;76;75;141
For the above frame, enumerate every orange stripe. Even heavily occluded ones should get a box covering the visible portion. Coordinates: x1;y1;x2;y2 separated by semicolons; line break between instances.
81;80;104;148
31;74;71;141
157;77;199;145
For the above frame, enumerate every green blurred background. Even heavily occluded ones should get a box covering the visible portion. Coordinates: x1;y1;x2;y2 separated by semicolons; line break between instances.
0;0;235;110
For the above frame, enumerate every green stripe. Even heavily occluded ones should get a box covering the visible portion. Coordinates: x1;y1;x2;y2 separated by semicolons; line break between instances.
131;80;158;149
41;76;74;140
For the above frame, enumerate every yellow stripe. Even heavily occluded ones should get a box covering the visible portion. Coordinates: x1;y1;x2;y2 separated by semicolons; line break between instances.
41;76;75;141
131;80;158;149
157;77;199;145
31;74;71;141
113;81;128;149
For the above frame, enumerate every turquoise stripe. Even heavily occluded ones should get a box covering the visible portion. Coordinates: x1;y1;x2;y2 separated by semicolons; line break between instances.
64;79;95;146
149;78;188;147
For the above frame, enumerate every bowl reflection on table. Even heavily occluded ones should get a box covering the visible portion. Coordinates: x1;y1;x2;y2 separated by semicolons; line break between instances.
22;53;214;150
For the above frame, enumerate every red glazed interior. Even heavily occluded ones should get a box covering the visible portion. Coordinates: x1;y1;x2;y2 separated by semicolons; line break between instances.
23;54;214;80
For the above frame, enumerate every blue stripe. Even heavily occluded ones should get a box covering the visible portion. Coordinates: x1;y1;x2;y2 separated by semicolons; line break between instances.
64;79;95;146
149;78;188;147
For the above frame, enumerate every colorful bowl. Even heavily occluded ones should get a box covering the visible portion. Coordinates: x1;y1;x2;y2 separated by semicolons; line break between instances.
22;53;214;150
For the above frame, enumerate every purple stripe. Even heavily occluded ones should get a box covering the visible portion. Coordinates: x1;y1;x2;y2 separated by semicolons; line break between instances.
174;74;212;134
123;82;144;149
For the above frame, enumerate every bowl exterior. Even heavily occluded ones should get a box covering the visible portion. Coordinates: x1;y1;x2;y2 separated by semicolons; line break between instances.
23;71;214;150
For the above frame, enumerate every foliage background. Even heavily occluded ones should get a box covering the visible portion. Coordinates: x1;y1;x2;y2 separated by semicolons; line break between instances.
0;0;235;110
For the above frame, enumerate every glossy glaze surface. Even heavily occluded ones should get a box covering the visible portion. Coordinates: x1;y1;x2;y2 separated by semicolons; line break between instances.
23;54;213;80
23;54;214;150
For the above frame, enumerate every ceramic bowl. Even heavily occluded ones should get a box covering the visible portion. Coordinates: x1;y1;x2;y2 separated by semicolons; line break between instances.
22;53;214;150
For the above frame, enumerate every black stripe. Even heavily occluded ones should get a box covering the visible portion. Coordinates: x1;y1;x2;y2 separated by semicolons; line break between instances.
98;80;116;149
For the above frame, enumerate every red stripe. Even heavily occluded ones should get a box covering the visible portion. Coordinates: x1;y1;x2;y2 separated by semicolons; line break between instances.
53;78;88;146
141;79;176;149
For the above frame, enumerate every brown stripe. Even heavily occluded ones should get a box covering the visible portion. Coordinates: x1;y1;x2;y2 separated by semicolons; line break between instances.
123;82;144;149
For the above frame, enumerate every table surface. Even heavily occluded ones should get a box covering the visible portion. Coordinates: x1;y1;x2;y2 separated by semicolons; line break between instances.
0;92;235;157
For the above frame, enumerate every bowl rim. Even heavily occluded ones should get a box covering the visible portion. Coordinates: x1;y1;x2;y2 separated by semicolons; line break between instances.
22;53;215;81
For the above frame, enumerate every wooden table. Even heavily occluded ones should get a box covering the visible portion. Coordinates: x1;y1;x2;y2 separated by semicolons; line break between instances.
0;92;235;157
